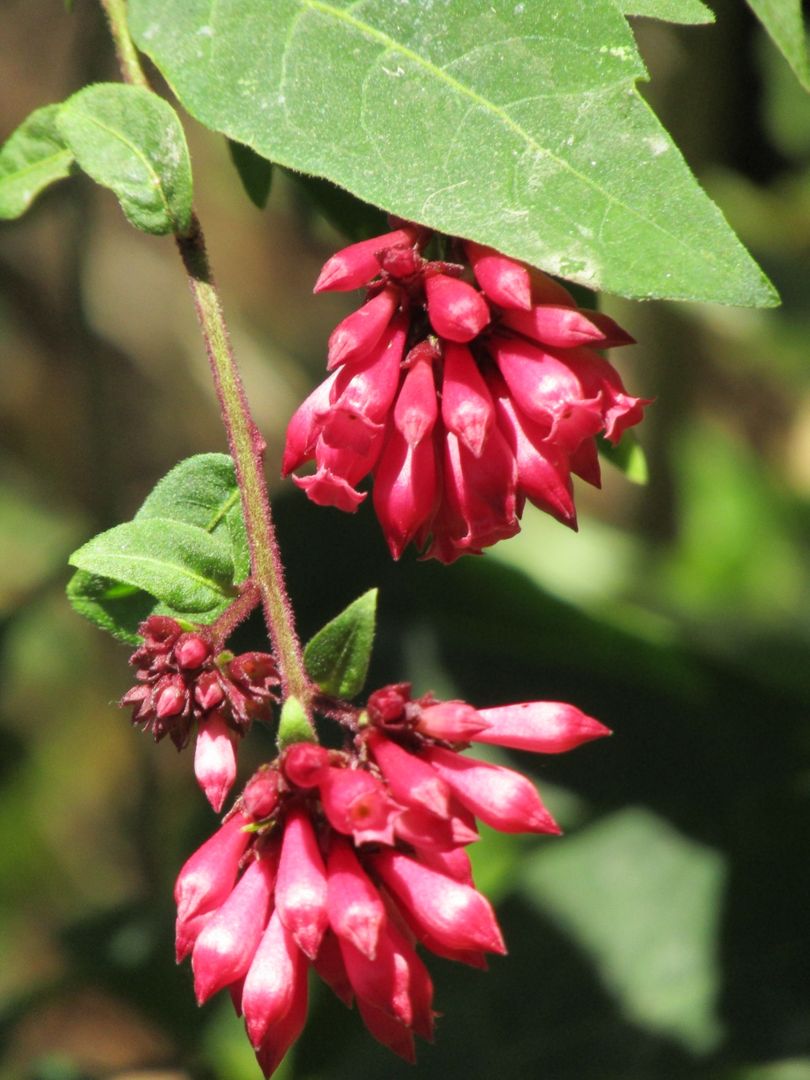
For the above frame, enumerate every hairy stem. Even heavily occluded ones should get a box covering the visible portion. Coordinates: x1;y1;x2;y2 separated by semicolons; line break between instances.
99;0;313;716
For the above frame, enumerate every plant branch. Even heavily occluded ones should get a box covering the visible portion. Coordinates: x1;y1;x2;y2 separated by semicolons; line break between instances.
99;0;313;718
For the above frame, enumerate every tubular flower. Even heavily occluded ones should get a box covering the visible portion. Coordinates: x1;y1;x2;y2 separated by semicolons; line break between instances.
284;224;649;562
175;683;610;1076
120;615;279;811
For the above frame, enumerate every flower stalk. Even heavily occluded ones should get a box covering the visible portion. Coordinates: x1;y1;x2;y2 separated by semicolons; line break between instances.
99;0;312;718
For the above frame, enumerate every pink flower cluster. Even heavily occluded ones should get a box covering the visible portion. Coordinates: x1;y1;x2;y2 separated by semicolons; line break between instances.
120;615;279;811
283;224;648;562
176;683;609;1075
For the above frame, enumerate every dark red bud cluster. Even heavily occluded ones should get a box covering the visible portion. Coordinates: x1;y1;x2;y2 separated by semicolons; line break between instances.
120;615;279;749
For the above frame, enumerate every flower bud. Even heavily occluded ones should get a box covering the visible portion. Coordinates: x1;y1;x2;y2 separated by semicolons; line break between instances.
441;342;495;457
194;713;238;813
154;675;186;719
473;701;610;753
174;633;211;670
425;274;489;343
242;908;300;1049
275;806;329;960
327;286;399;370
283;742;330;789
465;241;532;310
326;836;386;960
242;768;280;821
313;226;417;292
415;700;489;741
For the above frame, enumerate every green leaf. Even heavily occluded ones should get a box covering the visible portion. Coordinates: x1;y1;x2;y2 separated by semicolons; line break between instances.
69;518;237;613
129;0;775;306
56;83;193;235
136;453;250;579
0;105;75;220
66;455;250;640
227;138;273;208
304;588;377;699
522;807;727;1053
277;696;317;748
287;170;389;241
614;0;715;23
748;0;810;91
598;431;649;484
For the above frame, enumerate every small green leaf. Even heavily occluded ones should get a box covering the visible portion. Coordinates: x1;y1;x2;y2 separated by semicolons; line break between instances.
0;105;75;220
227;138;273;208
615;0;715;23
136;452;250;578
287;170;389;242
598;431;649;484
277;696;317;749
56;83;193;234
69;518;236;614
748;0;810;92
304;588;377;699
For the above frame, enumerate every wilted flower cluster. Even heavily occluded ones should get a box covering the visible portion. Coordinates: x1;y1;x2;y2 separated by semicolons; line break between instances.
120;615;279;811
283;223;648;562
176;682;609;1074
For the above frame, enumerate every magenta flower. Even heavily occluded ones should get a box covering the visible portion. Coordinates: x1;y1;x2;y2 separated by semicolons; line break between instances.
174;682;610;1075
120;615;280;811
284;224;649;562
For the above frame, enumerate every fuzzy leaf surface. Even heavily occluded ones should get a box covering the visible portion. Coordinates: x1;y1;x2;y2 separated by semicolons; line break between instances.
747;0;810;91
129;0;774;305
304;588;377;698
0;105;75;219
56;83;193;234
67;455;248;640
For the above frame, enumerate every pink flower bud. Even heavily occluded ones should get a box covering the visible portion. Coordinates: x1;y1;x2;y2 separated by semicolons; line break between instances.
326;836;386;960
422;745;561;835
473;701;611;753
441;342;495;457
338;923;413;1027
312;930;354;1007
275;806;328;960
528;266;578;307
425;273;490;343
366;682;411;725
372;427;437;560
372;850;506;955
415;700;489;741
253;944;309;1079
139;614;182;653
394;807;459;853
174;812;251;924
174;633;210;670
318;766;399;846
175;908;215;964
313;226;417;292
367;731;450;818
569;438;601;487
154;675;186;719
357;998;416;1063
194;713;238;813
327;286;399;370
465;241;532;310
384;917;436;1042
281;371;339;476
417;846;474;886
502;304;618;349
562;347;651;445
283;742;330;789
242;769;280;821
191;853;276;1004
393;353;438;447
194;670;226;712
492;375;577;529
242;908;300;1049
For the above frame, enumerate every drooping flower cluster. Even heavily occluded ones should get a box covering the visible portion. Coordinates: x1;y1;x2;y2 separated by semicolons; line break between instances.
283;223;649;562
176;683;609;1074
120;615;279;811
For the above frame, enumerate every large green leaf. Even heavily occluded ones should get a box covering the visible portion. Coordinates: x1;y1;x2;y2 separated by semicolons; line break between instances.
0;105;75;219
615;0;715;23
56;83;193;234
129;0;775;306
748;0;810;91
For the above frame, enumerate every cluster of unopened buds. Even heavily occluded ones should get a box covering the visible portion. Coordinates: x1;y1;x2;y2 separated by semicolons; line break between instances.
120;615;280;811
284;222;649;561
174;681;609;1074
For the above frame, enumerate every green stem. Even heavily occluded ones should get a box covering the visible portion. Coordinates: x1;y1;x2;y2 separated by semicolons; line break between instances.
99;0;313;719
99;0;149;89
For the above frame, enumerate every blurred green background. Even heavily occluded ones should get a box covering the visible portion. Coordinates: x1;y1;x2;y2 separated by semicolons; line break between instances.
2;2;810;1078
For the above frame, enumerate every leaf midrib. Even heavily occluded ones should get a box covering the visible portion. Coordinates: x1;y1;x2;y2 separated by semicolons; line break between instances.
0;147;73;186
73;548;230;596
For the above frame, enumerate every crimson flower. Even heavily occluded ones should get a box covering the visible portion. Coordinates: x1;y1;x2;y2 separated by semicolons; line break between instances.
283;224;649;562
175;682;609;1075
120;615;279;811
